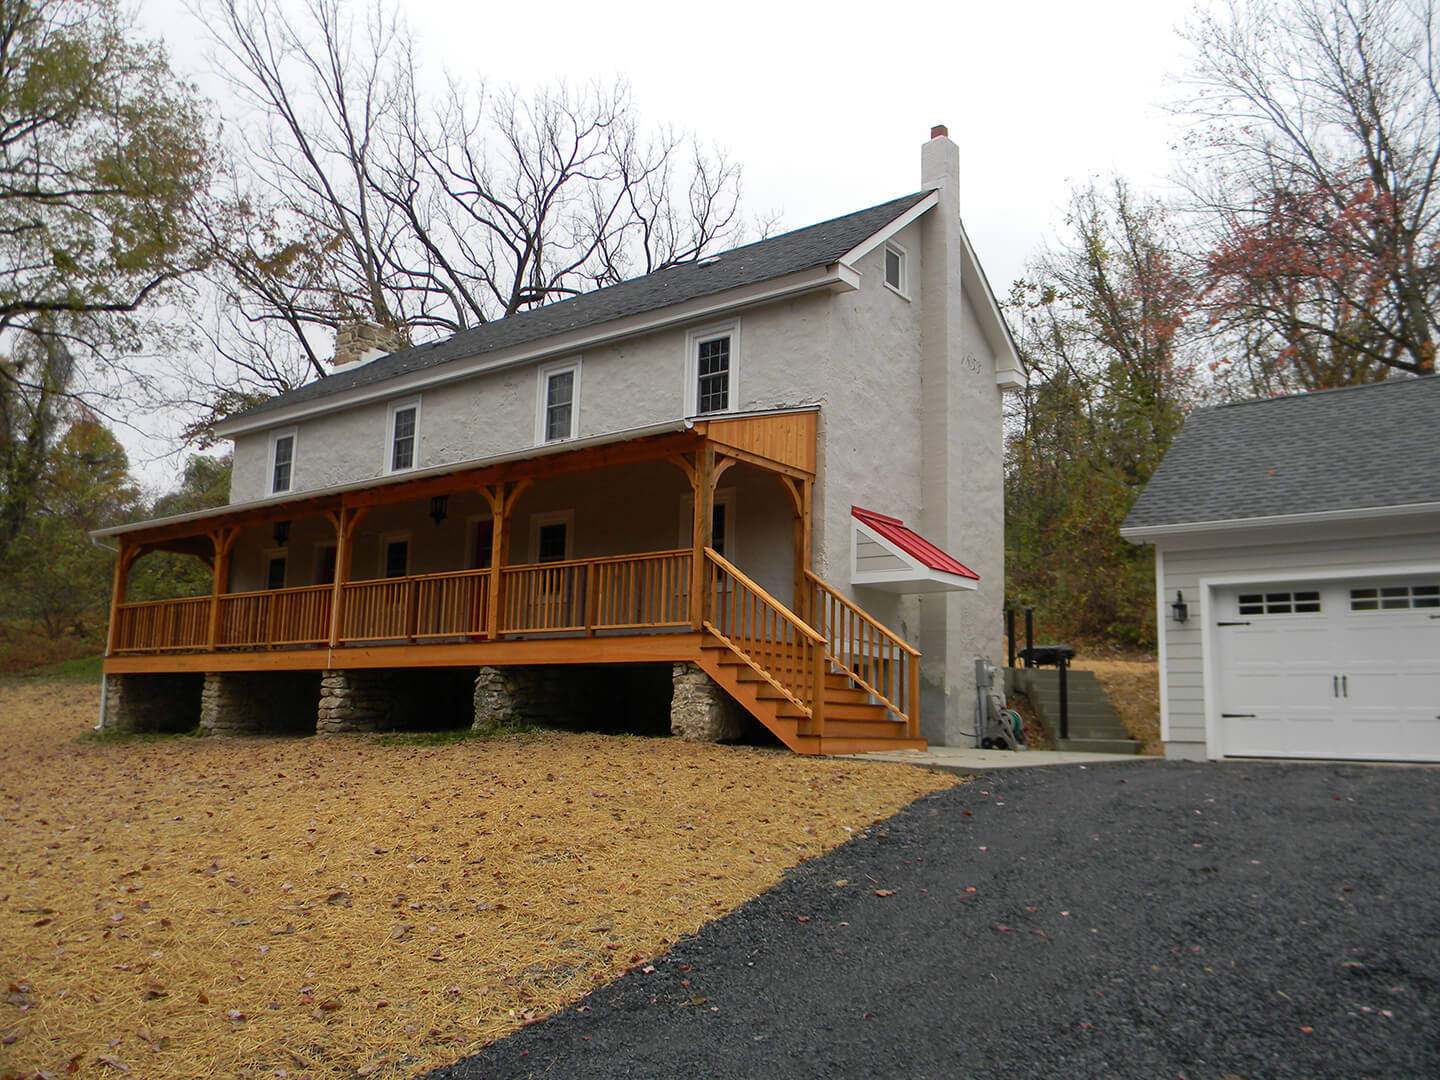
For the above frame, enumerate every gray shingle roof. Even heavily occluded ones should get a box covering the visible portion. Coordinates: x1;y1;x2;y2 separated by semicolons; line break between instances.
1123;376;1440;531
231;191;932;422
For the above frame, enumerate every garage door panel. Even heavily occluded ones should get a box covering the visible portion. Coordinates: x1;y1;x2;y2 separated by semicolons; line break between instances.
1215;579;1439;762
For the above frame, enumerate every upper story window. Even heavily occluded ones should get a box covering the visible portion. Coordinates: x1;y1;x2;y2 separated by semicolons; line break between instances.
883;242;909;297
536;359;580;444
686;321;739;416
387;399;420;473
269;430;296;495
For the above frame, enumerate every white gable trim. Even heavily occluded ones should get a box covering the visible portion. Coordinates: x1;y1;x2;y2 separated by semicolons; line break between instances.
959;223;1025;390
214;264;859;438
838;191;939;267
851;517;978;594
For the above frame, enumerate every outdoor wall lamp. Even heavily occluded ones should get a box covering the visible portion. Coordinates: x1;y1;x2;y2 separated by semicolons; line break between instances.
1171;590;1189;624
273;520;290;546
429;495;449;526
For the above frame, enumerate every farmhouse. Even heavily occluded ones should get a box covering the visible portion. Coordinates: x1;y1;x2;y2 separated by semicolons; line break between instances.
94;128;1023;753
1122;376;1440;762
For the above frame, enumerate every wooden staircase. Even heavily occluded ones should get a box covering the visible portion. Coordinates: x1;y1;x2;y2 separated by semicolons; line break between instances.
696;550;927;755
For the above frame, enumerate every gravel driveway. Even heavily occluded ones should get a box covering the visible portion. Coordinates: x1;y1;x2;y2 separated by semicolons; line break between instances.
420;761;1440;1079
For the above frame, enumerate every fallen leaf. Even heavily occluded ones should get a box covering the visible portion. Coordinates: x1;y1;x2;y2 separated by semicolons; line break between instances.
874;889;896;897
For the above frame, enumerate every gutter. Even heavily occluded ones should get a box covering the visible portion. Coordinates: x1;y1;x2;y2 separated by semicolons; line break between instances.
1121;500;1440;543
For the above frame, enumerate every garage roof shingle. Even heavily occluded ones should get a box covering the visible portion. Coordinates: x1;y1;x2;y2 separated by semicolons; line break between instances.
1123;376;1440;531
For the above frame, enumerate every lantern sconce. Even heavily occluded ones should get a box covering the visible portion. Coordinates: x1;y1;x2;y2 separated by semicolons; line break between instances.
1171;589;1189;624
429;495;449;526
273;520;291;547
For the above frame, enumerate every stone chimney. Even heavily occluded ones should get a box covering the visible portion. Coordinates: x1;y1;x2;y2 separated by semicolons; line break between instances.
332;322;409;369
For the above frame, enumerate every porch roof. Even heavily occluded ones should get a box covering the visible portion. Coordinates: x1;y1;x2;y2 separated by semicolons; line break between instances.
95;408;818;546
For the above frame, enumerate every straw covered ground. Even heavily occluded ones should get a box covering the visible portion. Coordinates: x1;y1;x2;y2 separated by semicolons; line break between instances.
0;677;953;1080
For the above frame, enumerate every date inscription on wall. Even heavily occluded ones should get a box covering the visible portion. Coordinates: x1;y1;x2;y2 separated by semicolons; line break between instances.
961;353;983;375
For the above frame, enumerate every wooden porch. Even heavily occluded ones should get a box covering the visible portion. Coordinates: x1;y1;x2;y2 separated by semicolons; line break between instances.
98;411;925;755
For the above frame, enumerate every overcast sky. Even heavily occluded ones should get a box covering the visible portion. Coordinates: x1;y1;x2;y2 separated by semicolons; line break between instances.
131;0;1204;481
396;0;1204;292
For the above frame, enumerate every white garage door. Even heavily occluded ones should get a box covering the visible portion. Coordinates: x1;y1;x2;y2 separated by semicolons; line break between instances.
1215;578;1440;761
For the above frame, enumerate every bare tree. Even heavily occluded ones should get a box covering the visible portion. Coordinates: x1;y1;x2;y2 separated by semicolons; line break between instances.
190;0;750;426
1180;0;1440;390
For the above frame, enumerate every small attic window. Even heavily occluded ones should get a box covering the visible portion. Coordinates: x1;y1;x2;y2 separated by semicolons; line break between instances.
883;243;908;297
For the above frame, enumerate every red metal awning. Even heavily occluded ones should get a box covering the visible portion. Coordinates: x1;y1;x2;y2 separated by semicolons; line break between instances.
851;506;979;593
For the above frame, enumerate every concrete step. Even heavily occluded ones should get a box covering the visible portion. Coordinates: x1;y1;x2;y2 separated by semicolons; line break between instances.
1014;668;1142;754
1058;737;1143;755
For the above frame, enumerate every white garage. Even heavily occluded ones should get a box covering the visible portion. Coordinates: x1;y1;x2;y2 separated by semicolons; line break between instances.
1122;377;1440;762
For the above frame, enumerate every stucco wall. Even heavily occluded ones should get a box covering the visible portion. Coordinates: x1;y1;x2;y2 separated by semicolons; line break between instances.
227;293;833;506
1153;517;1440;755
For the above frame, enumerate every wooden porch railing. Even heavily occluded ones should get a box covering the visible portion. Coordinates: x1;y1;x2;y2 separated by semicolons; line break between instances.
806;571;920;738
216;585;332;648
114;595;211;653
703;548;826;733
112;551;692;653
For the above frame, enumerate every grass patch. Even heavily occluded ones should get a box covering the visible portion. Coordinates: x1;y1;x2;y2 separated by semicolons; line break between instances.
14;652;105;683
371;722;539;746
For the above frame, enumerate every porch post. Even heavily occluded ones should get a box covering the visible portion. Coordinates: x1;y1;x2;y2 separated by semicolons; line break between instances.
328;506;367;648
690;447;714;630
485;479;531;640
105;539;136;656
206;527;239;651
778;476;813;623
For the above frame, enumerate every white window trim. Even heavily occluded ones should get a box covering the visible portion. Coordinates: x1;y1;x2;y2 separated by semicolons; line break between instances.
262;546;288;590
684;320;740;417
385;398;422;475
529;509;575;563
534;358;582;445
378;530;412;577
883;241;910;300
677;487;736;562
465;513;496;570
268;428;298;496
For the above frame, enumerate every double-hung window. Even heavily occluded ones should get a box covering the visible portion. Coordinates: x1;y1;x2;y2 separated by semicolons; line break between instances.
536;360;580;444
270;430;296;495
686;321;739;416
387;400;420;473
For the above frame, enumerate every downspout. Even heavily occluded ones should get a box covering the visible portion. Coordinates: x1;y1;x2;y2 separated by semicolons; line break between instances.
89;534;120;731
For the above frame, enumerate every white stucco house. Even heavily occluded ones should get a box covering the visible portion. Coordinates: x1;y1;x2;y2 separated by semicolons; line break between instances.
1122;377;1440;762
94;128;1023;753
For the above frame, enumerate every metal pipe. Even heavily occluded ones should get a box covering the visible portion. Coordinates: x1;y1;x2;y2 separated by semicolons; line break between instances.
1024;609;1034;668
1006;608;1016;668
1058;658;1069;741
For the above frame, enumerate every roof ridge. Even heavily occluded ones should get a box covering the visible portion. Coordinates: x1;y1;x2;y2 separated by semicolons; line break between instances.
1213;373;1437;411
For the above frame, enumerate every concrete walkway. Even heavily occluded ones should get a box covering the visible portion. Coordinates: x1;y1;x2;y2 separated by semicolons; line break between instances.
839;745;1156;771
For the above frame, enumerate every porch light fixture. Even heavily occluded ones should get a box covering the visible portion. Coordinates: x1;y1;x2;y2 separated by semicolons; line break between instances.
273;520;291;546
429;495;449;526
1171;590;1189;624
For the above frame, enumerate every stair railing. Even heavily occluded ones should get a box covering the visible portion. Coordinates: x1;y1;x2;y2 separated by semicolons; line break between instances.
806;571;921;739
703;548;827;736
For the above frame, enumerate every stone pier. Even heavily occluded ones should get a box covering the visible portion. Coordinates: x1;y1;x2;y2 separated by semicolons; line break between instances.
200;671;320;735
317;669;395;733
669;662;745;742
103;673;202;734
